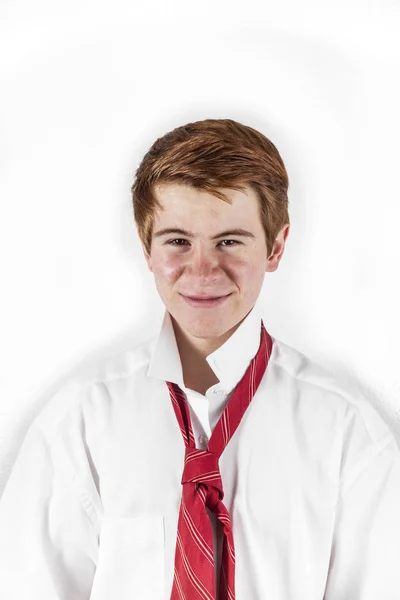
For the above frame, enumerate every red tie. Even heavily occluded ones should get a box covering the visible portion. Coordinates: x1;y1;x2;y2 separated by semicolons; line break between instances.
166;320;273;600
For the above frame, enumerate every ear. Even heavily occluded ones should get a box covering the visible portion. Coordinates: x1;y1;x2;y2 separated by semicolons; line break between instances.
137;227;153;272
266;223;290;272
140;242;153;272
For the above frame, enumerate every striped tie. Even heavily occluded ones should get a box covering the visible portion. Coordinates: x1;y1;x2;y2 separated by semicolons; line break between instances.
167;320;273;599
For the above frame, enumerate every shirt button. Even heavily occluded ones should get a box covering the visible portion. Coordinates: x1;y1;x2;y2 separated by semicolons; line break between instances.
199;435;208;447
213;388;225;395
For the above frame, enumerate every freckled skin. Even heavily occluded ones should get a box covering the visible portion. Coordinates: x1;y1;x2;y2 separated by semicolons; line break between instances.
140;183;289;358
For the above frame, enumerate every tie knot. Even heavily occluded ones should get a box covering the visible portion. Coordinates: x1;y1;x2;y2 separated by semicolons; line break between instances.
181;447;223;499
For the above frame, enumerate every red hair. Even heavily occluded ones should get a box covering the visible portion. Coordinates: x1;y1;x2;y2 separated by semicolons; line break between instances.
131;118;289;257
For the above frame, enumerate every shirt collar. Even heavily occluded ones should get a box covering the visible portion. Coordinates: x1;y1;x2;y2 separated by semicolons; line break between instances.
147;301;264;395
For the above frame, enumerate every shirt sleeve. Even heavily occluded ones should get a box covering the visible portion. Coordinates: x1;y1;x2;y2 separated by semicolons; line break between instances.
0;419;99;600
323;426;400;600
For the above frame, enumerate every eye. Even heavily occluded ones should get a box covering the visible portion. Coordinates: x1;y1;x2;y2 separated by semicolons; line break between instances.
219;239;240;246
167;239;241;247
168;239;189;246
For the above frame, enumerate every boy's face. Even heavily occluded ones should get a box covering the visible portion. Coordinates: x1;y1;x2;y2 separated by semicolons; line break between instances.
141;183;288;343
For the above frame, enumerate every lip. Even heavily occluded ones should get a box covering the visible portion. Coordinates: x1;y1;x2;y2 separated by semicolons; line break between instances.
180;293;231;308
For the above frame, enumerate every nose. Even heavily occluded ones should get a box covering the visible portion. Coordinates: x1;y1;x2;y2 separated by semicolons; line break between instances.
187;244;220;276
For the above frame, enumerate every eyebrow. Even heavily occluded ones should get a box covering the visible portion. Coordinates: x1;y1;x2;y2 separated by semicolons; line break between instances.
153;227;256;240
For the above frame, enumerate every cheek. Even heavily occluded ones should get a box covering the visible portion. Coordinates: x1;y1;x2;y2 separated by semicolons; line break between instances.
226;255;263;279
153;256;182;282
226;256;266;295
151;251;265;284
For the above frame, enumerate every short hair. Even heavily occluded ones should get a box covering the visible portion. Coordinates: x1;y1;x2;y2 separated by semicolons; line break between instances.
131;118;289;258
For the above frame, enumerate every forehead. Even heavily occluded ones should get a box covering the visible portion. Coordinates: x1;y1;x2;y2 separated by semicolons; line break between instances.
153;183;261;224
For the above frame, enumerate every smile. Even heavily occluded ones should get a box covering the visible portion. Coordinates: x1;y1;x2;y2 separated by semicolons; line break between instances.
180;294;231;308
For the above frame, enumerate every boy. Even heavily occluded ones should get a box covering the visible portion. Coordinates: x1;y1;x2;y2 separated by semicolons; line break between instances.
0;118;399;599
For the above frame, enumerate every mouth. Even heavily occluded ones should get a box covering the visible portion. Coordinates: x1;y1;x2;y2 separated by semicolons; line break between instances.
180;293;231;308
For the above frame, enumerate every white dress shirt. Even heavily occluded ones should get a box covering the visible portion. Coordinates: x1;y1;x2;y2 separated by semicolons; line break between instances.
1;302;400;599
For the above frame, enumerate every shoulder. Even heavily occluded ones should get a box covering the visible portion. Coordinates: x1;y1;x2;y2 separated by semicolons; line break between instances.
269;336;394;448
31;334;158;440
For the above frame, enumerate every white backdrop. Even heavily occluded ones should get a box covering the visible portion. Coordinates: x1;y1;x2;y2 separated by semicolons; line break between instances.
1;0;399;495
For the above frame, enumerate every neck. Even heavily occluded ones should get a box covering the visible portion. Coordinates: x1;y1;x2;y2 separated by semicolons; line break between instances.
170;317;243;395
